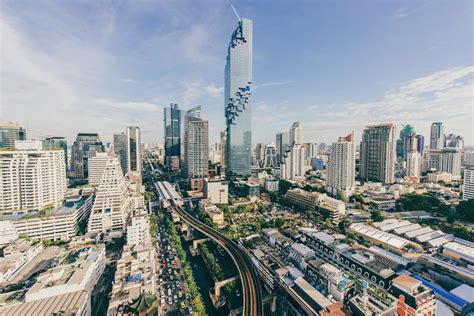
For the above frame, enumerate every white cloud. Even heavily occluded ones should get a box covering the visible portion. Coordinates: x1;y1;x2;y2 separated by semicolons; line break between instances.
300;66;474;143
181;81;224;106
204;84;224;98
253;80;294;92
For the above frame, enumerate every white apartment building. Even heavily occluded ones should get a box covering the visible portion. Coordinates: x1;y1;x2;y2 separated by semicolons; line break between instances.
3;195;94;241
326;132;356;199
427;172;452;184
0;147;66;215
88;152;109;186
88;156;131;237
127;210;151;247
204;178;228;204
289;121;303;146
439;148;462;180
406;151;422;178
424;148;462;180
463;168;474;200
280;144;305;181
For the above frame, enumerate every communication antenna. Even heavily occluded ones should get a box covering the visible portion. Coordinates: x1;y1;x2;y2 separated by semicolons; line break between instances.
231;5;241;21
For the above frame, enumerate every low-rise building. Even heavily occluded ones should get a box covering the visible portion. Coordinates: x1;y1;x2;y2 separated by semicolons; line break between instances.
285;188;345;223
348;223;411;253
0;290;90;316
389;274;436;316
426;172;452;184
302;229;396;289
108;211;157;312
127;209;151;247
306;260;355;302
0;239;43;283
1;195;93;241
199;199;225;227
264;178;279;192
25;245;105;302
203;178;228;204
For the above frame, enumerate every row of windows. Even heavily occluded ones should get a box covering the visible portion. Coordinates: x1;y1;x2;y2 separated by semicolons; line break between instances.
306;237;389;288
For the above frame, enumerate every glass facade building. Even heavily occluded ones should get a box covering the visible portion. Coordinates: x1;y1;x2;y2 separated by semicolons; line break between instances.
126;126;141;173
225;18;253;177
164;103;182;166
70;133;105;179
0;122;27;148
113;132;127;175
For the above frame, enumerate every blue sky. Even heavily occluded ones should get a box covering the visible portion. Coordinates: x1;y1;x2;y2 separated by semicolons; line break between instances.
1;0;473;145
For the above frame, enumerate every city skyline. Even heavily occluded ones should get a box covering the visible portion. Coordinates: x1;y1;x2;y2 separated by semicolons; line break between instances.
1;1;473;146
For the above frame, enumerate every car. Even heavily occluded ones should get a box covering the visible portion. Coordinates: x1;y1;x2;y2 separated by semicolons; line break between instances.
188;306;193;314
160;299;165;307
180;301;186;309
174;294;177;301
178;291;183;298
168;297;173;305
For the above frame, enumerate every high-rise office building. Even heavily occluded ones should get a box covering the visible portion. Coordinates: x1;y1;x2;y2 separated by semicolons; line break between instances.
445;134;464;149
225;17;253;177
255;143;265;165
88;152;109;186
416;135;425;155
0;122;27;148
70;133;105;179
164;103;182;169
113;132;127;175
184;108;209;179
276;132;289;164
126;126;141;174
396;125;414;158
403;131;418;160
439;147;462;179
430;122;444;150
289;121;303;146
303;142;318;164
326;132;356;199
220;130;227;172
88;156;130;236
360;123;397;184
463;168;474;200
0;145;66;214
406;152;422;178
262;144;278;168
280;145;305;180
41;136;67;173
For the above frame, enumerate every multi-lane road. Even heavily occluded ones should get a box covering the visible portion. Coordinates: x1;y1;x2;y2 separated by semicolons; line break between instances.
172;204;264;316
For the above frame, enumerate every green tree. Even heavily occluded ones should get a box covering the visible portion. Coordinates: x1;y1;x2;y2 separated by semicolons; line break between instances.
371;210;384;222
336;191;346;202
457;200;474;222
278;180;293;196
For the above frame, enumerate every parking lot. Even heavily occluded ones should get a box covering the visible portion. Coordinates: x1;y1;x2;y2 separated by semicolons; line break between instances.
155;213;195;315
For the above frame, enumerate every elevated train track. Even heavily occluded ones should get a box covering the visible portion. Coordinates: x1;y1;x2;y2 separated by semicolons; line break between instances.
154;181;263;315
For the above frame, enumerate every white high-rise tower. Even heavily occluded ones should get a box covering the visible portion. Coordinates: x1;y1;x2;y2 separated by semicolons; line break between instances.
326;131;356;199
88;155;130;236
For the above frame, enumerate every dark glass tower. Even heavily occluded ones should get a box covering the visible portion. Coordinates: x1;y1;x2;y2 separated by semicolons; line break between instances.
164;103;182;167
